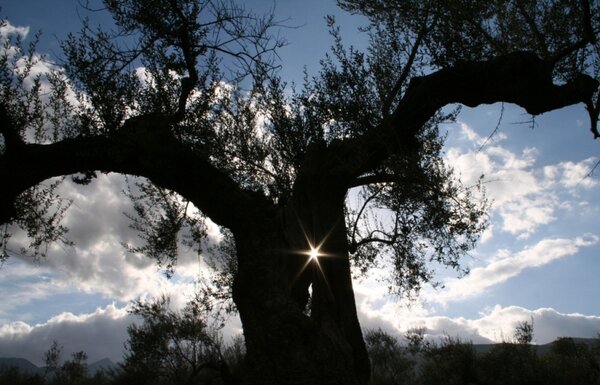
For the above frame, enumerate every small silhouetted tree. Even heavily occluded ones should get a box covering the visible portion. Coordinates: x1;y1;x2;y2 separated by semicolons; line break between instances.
117;294;230;385
478;321;542;385
420;336;478;385
2;1;600;383
43;341;62;378
50;350;89;385
39;342;110;385
364;328;416;385
513;319;534;345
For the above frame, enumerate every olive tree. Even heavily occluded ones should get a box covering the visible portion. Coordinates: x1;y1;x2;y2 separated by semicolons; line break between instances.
1;1;599;384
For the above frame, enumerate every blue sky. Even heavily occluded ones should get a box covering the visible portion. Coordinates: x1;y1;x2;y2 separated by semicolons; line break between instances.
2;0;600;366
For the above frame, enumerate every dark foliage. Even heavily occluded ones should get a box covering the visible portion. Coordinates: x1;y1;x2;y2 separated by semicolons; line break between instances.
364;325;600;385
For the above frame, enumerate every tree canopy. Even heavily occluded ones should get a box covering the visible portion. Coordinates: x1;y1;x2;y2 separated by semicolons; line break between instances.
1;0;599;383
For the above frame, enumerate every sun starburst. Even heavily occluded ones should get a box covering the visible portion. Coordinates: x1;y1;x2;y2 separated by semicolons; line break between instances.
309;246;320;261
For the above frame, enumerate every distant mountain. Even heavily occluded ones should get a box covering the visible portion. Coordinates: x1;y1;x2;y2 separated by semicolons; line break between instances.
88;358;119;375
472;337;599;356
0;357;43;374
0;357;118;375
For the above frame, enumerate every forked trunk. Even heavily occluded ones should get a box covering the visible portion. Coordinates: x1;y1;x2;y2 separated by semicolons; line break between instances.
231;182;370;384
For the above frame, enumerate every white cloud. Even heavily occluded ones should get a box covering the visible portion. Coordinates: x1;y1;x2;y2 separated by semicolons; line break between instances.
8;175;150;301
0;21;29;40
446;122;600;239
0;174;235;340
2;174;221;304
353;231;599;345
552;157;599;189
0;304;131;365
458;122;507;147
435;236;598;304
400;305;600;345
498;196;556;238
0;300;243;367
355;284;600;345
0;173;235;364
9;294;598;368
473;305;600;344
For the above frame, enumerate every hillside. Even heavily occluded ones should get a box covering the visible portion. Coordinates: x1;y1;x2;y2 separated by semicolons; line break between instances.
0;357;118;375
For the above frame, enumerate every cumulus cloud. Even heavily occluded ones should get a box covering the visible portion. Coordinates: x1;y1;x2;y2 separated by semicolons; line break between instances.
544;157;600;189
0;174;234;363
1;173;221;306
355;284;600;346
0;21;29;41
9;293;599;369
0;304;131;365
446;122;599;239
353;232;597;322
435;236;598;304
473;305;600;344
405;305;600;345
0;300;242;367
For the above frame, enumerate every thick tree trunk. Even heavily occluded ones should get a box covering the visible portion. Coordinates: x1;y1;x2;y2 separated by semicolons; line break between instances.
231;173;370;384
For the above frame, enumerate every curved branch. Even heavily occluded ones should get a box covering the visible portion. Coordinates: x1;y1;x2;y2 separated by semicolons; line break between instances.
335;51;599;179
349;185;384;252
352;233;397;250
0;117;262;231
352;214;403;253
402;52;598;116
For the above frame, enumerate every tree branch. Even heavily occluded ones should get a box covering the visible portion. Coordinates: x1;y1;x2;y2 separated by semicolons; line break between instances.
167;0;199;121
515;0;549;56
349;185;384;252
327;51;599;185
352;228;400;251
402;51;598;116
381;23;428;115
0;117;263;231
583;0;596;45
549;0;597;64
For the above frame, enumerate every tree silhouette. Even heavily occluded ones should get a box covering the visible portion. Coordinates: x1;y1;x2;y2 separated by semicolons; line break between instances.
116;294;231;385
513;318;534;345
477;320;541;385
420;336;478;385
364;328;416;385
1;1;599;383
541;337;600;385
